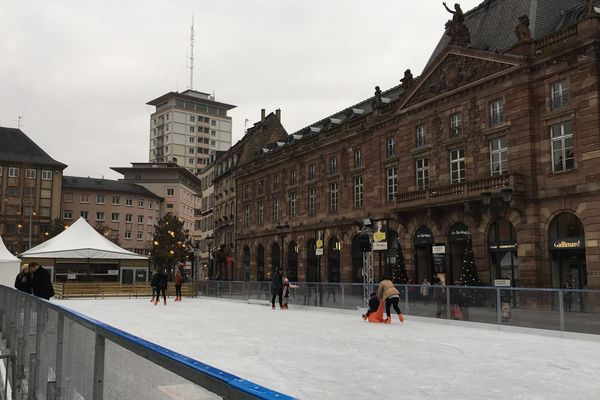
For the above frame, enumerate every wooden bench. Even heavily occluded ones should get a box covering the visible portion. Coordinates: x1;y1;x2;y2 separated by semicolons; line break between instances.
53;282;197;300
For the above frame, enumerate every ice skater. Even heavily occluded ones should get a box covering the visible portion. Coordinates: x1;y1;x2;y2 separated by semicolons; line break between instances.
282;277;299;309
14;264;33;294
377;278;405;324
150;270;158;303
362;292;380;321
174;271;183;301
154;269;168;305
271;268;283;310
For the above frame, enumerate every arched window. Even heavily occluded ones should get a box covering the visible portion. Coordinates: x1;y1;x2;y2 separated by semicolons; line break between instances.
549;213;586;290
306;239;318;282
256;244;265;281
488;219;518;285
414;226;434;283
243;246;251;282
271;242;281;273
288;241;298;282
351;235;363;283
328;237;341;282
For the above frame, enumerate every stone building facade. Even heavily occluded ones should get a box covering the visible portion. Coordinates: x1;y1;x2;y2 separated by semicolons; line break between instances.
234;1;600;289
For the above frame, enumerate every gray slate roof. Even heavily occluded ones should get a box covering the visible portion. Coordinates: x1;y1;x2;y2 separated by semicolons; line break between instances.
63;176;163;200
0;127;67;168
426;0;586;67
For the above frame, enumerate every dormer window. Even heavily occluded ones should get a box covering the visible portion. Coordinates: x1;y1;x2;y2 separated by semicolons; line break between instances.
550;80;568;110
416;125;426;147
490;99;505;126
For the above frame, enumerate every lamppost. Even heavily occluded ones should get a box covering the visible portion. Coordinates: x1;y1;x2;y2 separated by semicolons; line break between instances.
205;235;214;280
276;222;289;275
480;187;512;211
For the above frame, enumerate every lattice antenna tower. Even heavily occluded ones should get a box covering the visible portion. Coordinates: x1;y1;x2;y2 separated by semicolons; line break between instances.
187;13;195;90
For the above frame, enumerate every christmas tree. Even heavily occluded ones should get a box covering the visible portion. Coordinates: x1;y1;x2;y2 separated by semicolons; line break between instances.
150;214;191;276
392;243;408;284
458;233;481;305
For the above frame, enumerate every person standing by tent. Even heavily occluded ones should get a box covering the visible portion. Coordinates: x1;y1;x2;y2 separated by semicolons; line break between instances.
174;270;183;302
29;262;54;300
14;264;33;294
154;269;168;305
377;278;404;324
271;268;283;310
150;270;159;303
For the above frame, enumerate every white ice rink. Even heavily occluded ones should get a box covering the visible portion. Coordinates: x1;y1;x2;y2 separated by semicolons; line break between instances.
56;297;600;400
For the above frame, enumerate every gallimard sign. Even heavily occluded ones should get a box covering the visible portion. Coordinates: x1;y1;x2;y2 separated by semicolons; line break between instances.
551;238;585;250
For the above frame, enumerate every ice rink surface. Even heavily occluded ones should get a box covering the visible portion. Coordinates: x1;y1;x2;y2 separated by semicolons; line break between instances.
55;297;600;400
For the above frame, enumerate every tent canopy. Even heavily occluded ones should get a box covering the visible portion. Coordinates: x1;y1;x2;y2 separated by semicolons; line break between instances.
21;217;148;260
0;235;19;262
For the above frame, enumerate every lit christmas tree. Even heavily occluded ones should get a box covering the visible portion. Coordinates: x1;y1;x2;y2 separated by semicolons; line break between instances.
392;243;408;284
458;233;481;305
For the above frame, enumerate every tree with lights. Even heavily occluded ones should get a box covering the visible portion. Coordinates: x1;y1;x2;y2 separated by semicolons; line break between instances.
43;218;66;241
458;233;481;308
150;214;191;278
392;243;408;284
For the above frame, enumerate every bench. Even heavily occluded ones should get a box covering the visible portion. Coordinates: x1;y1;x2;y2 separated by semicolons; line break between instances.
53;282;197;300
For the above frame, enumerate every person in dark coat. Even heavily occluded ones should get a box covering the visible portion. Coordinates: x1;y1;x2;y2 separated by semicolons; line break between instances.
154;269;168;305
29;262;54;300
271;269;283;310
362;292;380;321
150;270;159;303
14;264;33;294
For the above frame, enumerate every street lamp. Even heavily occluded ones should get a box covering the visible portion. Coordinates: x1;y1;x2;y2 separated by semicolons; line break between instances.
480;187;512;216
276;222;289;275
205;235;214;280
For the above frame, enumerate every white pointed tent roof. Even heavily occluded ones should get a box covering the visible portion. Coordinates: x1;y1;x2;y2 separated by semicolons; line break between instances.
0;235;20;287
21;217;148;260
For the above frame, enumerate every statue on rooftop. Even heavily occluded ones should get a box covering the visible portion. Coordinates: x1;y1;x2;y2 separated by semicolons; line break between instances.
371;86;383;109
514;15;532;42
443;2;471;47
401;69;414;88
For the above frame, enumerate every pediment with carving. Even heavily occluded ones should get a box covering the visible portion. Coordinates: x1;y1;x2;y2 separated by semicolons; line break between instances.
403;53;520;109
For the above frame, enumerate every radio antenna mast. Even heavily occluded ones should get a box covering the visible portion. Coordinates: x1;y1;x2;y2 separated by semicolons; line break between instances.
188;13;195;90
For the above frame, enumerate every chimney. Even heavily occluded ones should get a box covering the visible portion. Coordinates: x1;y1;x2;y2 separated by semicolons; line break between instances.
275;108;281;121
261;109;266;122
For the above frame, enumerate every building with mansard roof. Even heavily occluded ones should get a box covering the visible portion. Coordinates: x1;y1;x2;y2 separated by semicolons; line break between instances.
0;127;66;254
233;0;600;293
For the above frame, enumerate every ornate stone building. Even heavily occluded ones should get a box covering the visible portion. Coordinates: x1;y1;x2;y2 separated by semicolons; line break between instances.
234;0;600;290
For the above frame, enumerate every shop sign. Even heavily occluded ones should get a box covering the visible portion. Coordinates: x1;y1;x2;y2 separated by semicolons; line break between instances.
67;273;77;280
433;243;446;273
372;220;388;251
108;270;119;275
316;230;324;255
488;243;518;251
550;237;585;250
494;279;511;287
448;223;470;242
414;226;434;244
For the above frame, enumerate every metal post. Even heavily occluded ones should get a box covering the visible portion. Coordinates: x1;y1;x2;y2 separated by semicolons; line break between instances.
28;352;37;400
341;284;345;309
404;284;409;314
362;251;374;308
446;287;451;319
54;314;64;400
559;289;565;332
93;335;105;400
496;288;501;325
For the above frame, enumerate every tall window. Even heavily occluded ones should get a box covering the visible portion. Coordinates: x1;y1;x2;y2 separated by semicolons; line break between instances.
330;182;338;212
416;125;426;147
8;167;18;177
272;196;279;222
450;112;462;137
25;169;36;179
386;167;398;201
258;179;264;195
551;121;574;172
80;194;89;203
96;212;105;221
290;192;297;219
353;176;363;207
112;196;120;205
416;158;429;190
354;149;362;168
257;200;264;224
125;213;133;222
550;80;568;110
490;99;505;126
450;149;465;183
272;175;279;191
330;157;337;175
490;137;508;176
308;188;316;215
41;170;52;180
290;170;296;186
387;137;396;157
80;211;89;220
244;204;250;226
308;164;315;181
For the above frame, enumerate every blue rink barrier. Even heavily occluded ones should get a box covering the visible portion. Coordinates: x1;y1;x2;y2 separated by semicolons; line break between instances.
0;285;296;400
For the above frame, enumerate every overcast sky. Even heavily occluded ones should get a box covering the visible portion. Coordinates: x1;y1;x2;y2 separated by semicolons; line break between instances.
0;0;483;179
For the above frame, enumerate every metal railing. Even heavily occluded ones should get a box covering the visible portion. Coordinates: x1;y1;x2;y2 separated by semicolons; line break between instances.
0;286;295;400
197;281;600;335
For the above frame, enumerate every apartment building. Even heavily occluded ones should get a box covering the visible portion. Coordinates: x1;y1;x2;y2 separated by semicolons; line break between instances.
147;90;236;175
61;176;162;255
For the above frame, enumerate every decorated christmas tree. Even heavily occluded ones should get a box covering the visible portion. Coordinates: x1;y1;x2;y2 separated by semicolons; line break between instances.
458;233;481;305
392;243;408;284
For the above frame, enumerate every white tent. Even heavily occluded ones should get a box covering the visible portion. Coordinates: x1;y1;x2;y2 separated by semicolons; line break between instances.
0;236;21;288
21;217;148;260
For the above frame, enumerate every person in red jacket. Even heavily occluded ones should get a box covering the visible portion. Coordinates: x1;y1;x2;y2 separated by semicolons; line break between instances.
174;271;183;302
